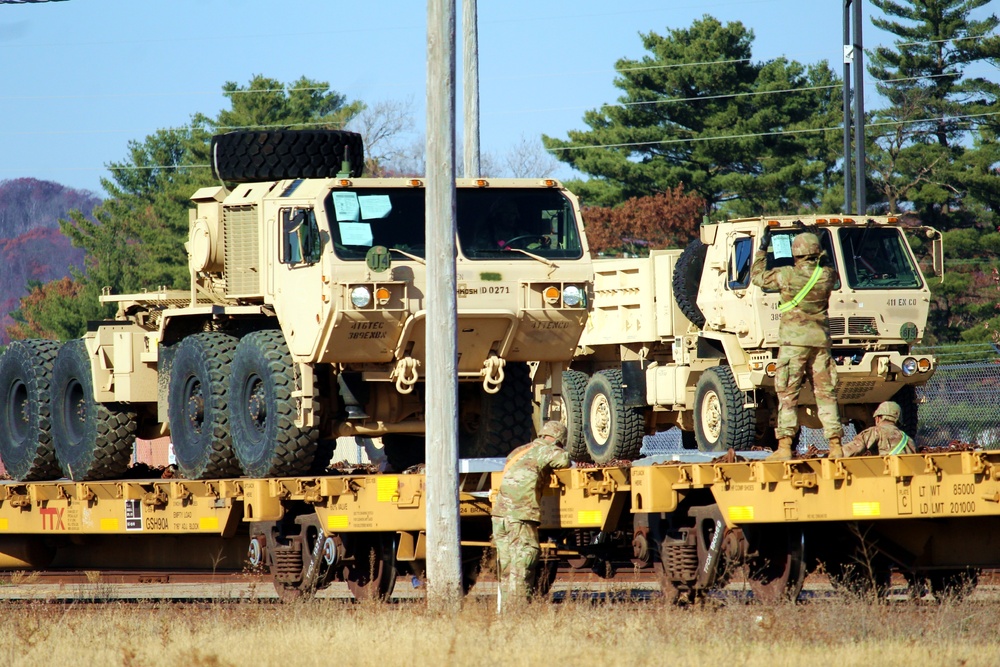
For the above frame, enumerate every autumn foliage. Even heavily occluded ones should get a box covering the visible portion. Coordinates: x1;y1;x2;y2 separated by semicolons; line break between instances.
580;185;705;256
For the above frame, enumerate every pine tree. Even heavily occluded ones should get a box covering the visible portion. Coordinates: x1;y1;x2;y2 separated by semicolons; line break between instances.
541;16;843;215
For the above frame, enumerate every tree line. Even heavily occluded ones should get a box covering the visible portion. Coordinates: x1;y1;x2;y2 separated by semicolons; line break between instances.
7;0;1000;348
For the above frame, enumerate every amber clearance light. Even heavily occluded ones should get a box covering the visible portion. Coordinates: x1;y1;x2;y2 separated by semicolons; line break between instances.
543;286;561;305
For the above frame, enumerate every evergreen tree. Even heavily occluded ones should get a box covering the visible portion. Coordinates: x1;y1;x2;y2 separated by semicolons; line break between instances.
541;16;843;215
867;0;1000;226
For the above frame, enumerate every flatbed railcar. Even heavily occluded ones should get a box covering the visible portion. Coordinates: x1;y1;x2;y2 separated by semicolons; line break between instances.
0;448;996;602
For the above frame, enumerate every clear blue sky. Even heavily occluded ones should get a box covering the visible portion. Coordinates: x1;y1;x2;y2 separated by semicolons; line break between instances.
0;0;993;195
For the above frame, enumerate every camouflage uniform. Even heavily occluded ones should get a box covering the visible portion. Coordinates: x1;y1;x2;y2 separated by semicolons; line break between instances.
843;401;914;457
491;423;570;607
843;420;914;457
751;233;843;442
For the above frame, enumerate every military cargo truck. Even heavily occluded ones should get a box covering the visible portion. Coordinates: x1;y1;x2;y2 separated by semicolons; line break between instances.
561;215;942;463
0;130;592;481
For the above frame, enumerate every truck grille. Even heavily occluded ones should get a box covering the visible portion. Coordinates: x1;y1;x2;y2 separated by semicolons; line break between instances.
838;380;876;400
224;205;260;298
829;317;879;337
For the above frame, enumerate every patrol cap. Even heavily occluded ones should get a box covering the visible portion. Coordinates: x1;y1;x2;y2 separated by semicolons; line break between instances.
874;401;901;422
791;232;822;257
539;420;568;445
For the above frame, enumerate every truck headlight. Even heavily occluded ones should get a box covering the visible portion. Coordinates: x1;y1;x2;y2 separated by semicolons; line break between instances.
350;286;372;308
901;357;917;376
562;285;584;307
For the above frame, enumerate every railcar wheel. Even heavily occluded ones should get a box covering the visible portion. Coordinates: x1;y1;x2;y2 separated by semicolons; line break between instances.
51;339;137;481
693;366;755;452
583;369;643;464
540;369;590;462
230;330;319;478
0;339;62;481
744;525;806;603
344;534;397;601
167;332;241;479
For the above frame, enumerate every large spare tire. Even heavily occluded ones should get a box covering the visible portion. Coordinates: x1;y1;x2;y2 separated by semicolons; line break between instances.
673;238;708;327
211;130;365;182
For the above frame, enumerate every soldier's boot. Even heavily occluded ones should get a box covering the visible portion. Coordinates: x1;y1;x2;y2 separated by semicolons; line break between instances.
827;436;844;458
766;437;795;461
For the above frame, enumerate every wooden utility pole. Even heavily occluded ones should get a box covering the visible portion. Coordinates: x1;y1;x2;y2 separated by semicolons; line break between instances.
462;0;480;178
424;0;463;610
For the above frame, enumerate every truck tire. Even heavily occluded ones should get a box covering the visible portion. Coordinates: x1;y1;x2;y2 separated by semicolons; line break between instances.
167;332;242;479
51;339;137;481
0;340;62;481
459;361;534;458
583;369;644;464
211;130;365;182
540;369;590;462
693;366;755;452
673;238;708;328
382;435;425;473
230;330;319;478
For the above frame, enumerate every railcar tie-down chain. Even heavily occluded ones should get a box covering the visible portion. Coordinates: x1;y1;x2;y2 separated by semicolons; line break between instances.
393;357;421;395
482;355;506;394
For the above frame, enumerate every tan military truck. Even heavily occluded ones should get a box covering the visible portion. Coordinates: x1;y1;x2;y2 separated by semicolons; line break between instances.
0;130;592;481
559;214;942;463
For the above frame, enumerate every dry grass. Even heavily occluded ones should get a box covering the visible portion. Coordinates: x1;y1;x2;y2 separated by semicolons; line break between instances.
0;595;994;667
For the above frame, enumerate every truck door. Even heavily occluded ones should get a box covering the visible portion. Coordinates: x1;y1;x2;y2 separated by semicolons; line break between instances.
271;206;329;358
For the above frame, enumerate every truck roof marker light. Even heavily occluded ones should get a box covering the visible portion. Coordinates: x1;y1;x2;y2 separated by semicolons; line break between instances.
816;218;829;224
843;217;855;224
766;220;780;227
543;286;561;305
475;179;489;187
542;179;558;187
887;216;898;223
338;179;352;187
408;179;424;187
828;218;841;224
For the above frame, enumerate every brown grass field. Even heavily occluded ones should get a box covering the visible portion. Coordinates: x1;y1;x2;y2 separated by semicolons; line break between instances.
0;593;995;667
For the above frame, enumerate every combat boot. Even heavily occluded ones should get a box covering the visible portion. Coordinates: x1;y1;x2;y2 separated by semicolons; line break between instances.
766;437;794;461
827;436;843;458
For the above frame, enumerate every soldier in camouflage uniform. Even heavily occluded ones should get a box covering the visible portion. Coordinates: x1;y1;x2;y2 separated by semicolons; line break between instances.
843;401;915;457
491;420;571;609
751;230;844;460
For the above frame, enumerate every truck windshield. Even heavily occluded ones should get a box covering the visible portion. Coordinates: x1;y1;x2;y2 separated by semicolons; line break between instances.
839;227;922;289
457;189;584;260
324;187;583;261
759;228;840;291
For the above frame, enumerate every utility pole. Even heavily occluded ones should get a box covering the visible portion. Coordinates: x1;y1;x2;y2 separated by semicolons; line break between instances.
462;0;480;178
842;0;867;216
424;0;463;611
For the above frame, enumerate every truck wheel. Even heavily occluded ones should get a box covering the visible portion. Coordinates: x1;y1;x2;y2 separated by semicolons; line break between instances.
694;366;755;452
230;330;319;478
167;332;242;479
459;361;534;458
540;369;590;462
0;340;62;481
382;435;425;472
583;369;644;464
211;130;365;182
672;238;708;328
51;339;137;481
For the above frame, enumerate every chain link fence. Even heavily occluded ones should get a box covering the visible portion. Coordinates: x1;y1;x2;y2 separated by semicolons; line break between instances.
643;343;1000;455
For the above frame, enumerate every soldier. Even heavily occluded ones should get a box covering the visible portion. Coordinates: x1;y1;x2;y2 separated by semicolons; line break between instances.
492;420;571;610
843;401;915;457
751;230;844;460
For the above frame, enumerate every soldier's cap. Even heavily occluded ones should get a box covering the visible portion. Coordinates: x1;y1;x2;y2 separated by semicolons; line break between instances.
791;232;822;257
539;420;568;445
873;401;901;422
